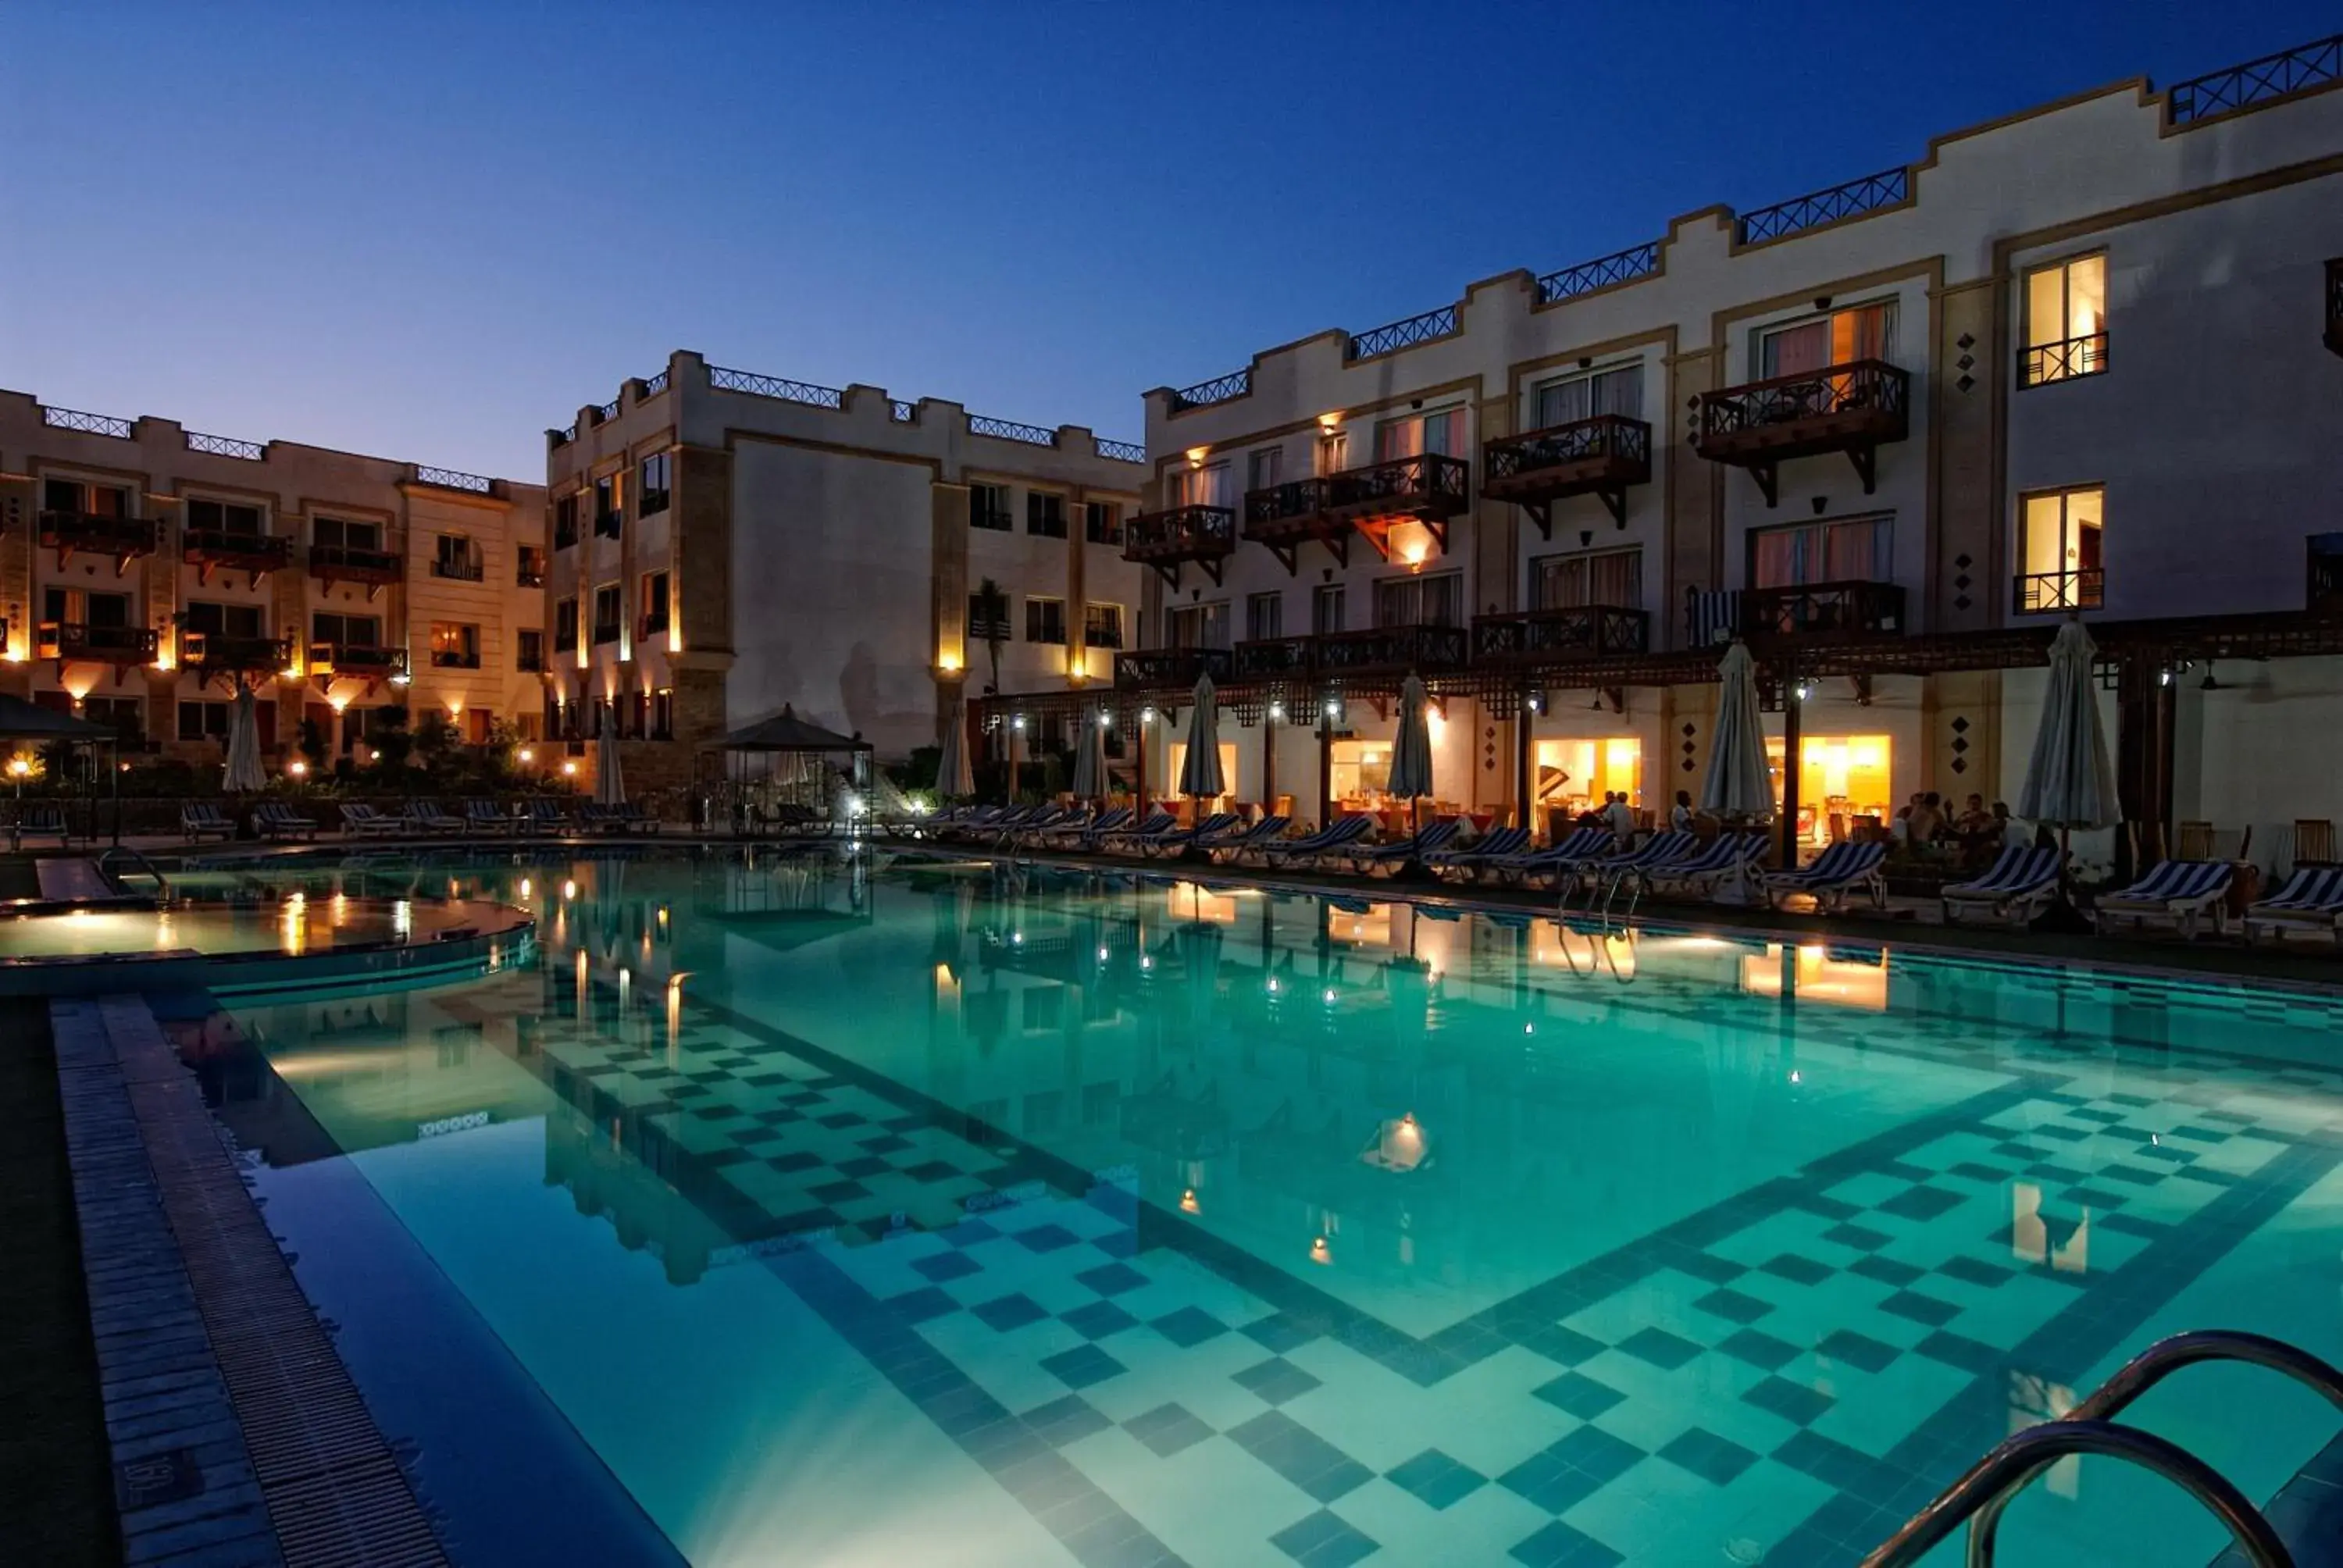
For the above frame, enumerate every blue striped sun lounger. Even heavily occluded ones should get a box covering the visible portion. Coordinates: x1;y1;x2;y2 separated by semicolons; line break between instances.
1342;818;1460;877
1427;825;1530;879
2092;860;2234;939
1760;840;1888;912
1942;846;2063;925
1207;815;1291;863
1485;825;1618;887
1261;814;1372;869
2243;865;2343;943
1642;831;1771;895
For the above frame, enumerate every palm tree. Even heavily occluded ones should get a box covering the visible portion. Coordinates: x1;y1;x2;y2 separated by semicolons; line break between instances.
973;577;1009;694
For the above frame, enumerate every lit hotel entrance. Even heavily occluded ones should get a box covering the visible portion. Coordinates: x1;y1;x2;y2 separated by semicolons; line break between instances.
1766;734;1891;847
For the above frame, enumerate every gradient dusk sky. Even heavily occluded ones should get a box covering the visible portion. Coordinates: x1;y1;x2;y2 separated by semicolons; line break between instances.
5;3;2334;479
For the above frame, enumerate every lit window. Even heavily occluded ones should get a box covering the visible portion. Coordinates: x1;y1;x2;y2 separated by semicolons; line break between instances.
1759;302;1894;378
1532;547;1642;610
1533;363;1642;428
2022;253;2108;387
2017;486;2103;613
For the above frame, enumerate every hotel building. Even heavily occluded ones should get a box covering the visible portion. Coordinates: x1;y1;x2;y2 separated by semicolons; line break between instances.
1022;31;2343;870
540;351;1145;790
0;390;546;766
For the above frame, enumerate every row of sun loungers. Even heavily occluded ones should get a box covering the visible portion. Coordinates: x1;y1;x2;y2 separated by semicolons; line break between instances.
170;798;662;843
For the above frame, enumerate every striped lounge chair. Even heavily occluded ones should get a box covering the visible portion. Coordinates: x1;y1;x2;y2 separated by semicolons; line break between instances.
1642;831;1771;896
13;804;69;850
1942;846;2063;925
2092;860;2234;939
1340;817;1460;878
180;801;237;843
1204;814;1290;863
255;802;319;842
1261;814;1373;870
338;803;403;839
1426;825;1530;882
1760;840;1888;912
1038;805;1129;850
403;799;465;834
1485;825;1620;888
1139;812;1242;860
2243;866;2343;944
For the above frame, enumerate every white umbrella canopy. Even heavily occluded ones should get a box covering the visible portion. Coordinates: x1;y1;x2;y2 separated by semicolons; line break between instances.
1701;641;1774;819
1071;707;1108;800
2019;619;2120;829
936;694;975;798
595;718;624;806
222;685;266;793
1178;675;1225;800
1388;673;1435;803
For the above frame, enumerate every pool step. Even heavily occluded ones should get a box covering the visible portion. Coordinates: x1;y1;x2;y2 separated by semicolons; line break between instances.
2206;1433;2343;1566
34;857;115;902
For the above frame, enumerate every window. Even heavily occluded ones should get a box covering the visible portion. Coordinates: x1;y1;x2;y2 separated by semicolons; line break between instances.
1533;363;1644;428
968;587;1009;640
553;597;579;653
1246;591;1283;642
518;629;545;672
638;451;671;515
178;701;232;743
430;622;481;668
554;494;581;550
2017;486;2105;612
593;472;624;532
1171;463;1230;508
1083;602;1123;649
1316;430;1350;476
1083;501;1122;544
1749;516;1894;589
1026;492;1067;538
1248;447;1283;492
591;584;622;643
433;533;482;581
1168;602;1229;649
42;479;128;517
1313;583;1346;635
45;588;133;628
313;515;382;553
1374;409;1464;462
312;611;381;648
185;497;264;536
2022;253;2108;387
1025;597;1067;644
518;545;545;587
651;687;673;740
1374;571;1463;627
1532;547;1643;610
1759;301;1894;378
969;483;1012;530
185;601;264;639
84;697;142;743
640;570;670;636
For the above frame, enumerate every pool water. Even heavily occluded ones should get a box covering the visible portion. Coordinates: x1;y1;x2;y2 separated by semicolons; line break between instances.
183;849;2343;1566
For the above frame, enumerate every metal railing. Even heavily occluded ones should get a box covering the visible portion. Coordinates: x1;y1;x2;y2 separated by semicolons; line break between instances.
2014;567;2104;613
966;615;1012;644
413;465;494;494
641;369;671;396
553;515;580;550
184;633;293;672
2167;30;2342;125
638;612;671;643
184;528;293;566
970;414;1057;447
1114;647;1232;688
38;622;159;662
1347;305;1459;360
1484;415;1650;482
1082;611;1123;650
1471;605;1649;661
1535;241;1660;305
308;543;402;579
1245;476;1336;529
551;423;577;447
2020;332;2109;387
1738;166;1910;244
1168;368;1250;412
1315;623;1469;675
890;399;915;422
430;648;483;669
970;506;1015;532
39;511;159;555
1331;451;1468;513
186;430;265;461
1742;579;1906;638
591;620;622;645
707;365;844;407
638;487;669;516
1096;437;1146;463
1696;359;1909;442
1123;504;1236;560
430;555;486;581
42;404;134;439
305;642;405;675
594;397;620;422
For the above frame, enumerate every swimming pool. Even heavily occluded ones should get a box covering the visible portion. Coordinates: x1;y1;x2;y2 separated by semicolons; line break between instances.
177;846;2343;1566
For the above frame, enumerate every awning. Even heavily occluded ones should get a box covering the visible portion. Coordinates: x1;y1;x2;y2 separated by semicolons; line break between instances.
707;704;872;753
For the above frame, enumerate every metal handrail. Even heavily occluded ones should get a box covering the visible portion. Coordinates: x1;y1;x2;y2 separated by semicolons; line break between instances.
2067;1329;2343;1424
96;846;172;901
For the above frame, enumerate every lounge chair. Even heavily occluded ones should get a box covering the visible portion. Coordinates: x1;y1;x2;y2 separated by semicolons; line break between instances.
619;800;662;834
1760;840;1888;913
1942;846;2063;925
1484;825;1617;888
1641;831;1771;897
1260;814;1372;870
339;803;403;839
1339;817;1460;878
401;799;465;834
255;802;319;842
1087;809;1172;853
463;798;516;835
2242;866;2343;944
520;797;569;836
1206;815;1291;864
1103;811;1193;856
1038;805;1129;849
13;804;68;850
1426;824;1529;881
1140;811;1241;860
180;801;237;843
2092;860;2234;939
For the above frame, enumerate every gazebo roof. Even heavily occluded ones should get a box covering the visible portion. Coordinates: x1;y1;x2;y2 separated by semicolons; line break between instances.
708;704;872;753
0;693;112;743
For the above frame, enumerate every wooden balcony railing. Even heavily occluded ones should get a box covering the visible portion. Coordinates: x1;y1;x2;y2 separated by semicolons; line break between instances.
1482;415;1651;533
1122;504;1236;586
1742;580;1906;641
39;622;158;665
306;643;408;681
1114;647;1232;690
308;543;403;597
1693;359;1909;505
185;633;294;674
1471;605;1649;663
1232;624;1468;681
1242;454;1469;572
183;528;294;583
2327;258;2342;358
39;511;158;568
2013;568;2104;615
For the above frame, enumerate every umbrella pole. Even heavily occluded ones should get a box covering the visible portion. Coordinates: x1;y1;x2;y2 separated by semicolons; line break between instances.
2031;821;2093;934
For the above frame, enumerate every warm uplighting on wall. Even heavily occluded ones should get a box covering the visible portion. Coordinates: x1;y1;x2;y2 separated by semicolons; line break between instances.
152;628;176;672
937;646;963;675
517;747;535;764
287;760;308;779
561;759;578;776
445;699;463;718
327;692;351;714
62;669;98;701
1185;446;1208;469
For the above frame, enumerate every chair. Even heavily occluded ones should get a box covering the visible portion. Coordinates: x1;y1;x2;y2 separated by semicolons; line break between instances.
1206;815;1291;864
1260;814;1372;869
180;801;237;843
1340;817;1460;878
1140;811;1241;860
402;799;465;834
1425;825;1529;882
1760;841;1889;913
1942;846;2063;925
458;799;507;835
2297;819;2337;868
255;802;319;843
1484;825;1616;888
339;803;403;838
1040;805;1129;850
2174;821;2216;861
521;797;569;836
2092;860;2234;939
1641;831;1771;896
1103;812;1192;857
13;804;68;850
2243;865;2343;944
619;800;662;835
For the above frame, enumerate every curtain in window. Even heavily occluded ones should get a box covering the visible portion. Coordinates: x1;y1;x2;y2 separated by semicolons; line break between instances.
1422;573;1461;625
1835;304;1892;363
1535;378;1587;429
1823;519;1888;581
1375;420;1420;461
1587;550;1642;607
1535;558;1583;611
1425;411;1462;457
1753;528;1806;588
1763;321;1831;379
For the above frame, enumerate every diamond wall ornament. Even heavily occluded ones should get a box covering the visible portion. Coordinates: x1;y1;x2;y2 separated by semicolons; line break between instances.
1958;333;1976;351
1956;374;1976;394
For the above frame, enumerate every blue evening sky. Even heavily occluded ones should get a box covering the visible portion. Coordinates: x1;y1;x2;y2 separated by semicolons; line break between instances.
3;3;2332;479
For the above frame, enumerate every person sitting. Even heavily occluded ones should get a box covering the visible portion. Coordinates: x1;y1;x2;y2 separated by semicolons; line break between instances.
1955;793;1993;837
1906;793;1946;846
1670;789;1695;833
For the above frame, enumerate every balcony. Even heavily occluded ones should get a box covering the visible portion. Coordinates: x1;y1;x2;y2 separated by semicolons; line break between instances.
594;511;623;540
1231;624;1469;682
1122;504;1236;587
2327;258;2341;358
2019;333;2108;388
183;528;294;585
2013;568;2104;615
1742;581;1906;643
431;555;485;582
38;622;158;668
430;648;483;669
1114;647;1232;690
309;543;403;598
1242;454;1470;575
185;633;294;676
1693;360;1908;506
40;511;158;572
1471;605;1649;664
306;643;408;685
1481;416;1652;533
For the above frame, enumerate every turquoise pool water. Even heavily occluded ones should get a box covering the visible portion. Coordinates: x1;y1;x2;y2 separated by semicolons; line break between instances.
179;847;2343;1566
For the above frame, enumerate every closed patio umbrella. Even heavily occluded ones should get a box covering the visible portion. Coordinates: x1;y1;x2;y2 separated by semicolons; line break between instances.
1388;672;1435;846
936;694;974;800
223;684;267;793
1071;706;1108;801
2018;618;2119;930
1178;673;1224;818
1701;641;1773;819
595;716;624;807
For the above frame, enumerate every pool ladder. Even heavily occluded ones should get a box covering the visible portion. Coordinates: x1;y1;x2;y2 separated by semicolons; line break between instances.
1860;1329;2343;1567
95;846;173;903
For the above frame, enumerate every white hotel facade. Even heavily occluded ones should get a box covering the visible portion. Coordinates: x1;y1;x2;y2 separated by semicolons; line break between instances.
1000;33;2343;871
